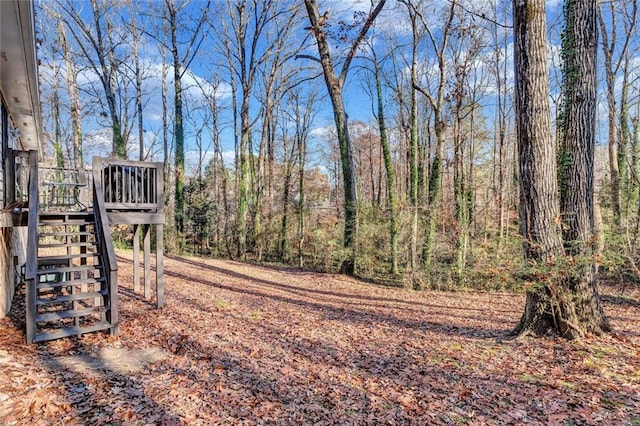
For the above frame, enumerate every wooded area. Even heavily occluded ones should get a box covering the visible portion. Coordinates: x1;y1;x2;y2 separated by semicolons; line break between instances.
35;0;640;338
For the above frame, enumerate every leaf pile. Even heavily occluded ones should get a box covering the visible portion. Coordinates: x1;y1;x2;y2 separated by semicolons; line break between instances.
1;253;639;424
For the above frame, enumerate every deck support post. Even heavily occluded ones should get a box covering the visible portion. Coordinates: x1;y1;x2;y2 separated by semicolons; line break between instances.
25;278;36;344
133;224;140;292
156;224;164;308
144;224;151;300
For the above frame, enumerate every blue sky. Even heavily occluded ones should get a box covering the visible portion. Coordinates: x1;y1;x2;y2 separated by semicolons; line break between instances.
36;0;638;176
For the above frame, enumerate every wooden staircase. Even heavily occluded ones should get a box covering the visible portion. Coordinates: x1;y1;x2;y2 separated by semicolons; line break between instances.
27;211;115;343
18;156;162;344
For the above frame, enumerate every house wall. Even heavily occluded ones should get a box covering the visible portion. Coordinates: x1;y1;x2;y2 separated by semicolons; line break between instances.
1;228;14;316
0;98;26;317
1;98;6;209
1;100;12;316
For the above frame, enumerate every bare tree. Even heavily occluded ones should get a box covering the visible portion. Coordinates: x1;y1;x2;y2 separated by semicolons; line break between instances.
56;0;129;158
402;0;457;270
302;0;387;275
598;0;638;227
164;0;210;246
371;46;399;275
57;21;84;168
215;0;297;259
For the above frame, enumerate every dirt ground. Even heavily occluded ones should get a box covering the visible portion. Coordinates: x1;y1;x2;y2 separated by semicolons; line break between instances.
1;251;639;425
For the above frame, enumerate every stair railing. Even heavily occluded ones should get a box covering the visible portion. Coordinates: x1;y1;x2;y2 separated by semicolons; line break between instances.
25;150;39;343
92;166;119;336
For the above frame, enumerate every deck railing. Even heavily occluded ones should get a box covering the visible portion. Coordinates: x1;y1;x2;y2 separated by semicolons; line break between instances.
92;157;163;212
38;166;91;211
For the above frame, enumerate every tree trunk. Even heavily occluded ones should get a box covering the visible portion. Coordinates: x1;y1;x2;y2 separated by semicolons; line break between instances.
513;0;610;339
88;0;125;158
58;22;83;168
558;0;610;336
52;90;65;170
131;1;144;161
416;0;457;270
598;1;621;227
618;56;631;221
237;85;251;259
298;123;307;269
511;0;564;336
407;5;419;272
169;1;185;249
304;0;386;274
280;132;294;261
374;56;399;275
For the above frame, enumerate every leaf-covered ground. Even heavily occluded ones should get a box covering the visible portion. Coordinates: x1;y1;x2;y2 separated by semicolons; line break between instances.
1;252;639;425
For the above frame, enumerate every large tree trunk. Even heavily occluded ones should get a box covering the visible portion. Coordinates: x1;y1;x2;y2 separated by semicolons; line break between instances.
511;0;564;336
512;0;610;339
558;0;610;335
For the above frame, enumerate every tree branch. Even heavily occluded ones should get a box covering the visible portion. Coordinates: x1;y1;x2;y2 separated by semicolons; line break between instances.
295;54;321;64
339;0;387;85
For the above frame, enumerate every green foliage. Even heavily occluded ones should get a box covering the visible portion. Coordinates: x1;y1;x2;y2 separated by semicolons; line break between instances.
355;204;397;278
183;178;216;256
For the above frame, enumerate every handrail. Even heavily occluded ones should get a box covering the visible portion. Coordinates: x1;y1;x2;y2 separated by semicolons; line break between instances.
25;150;39;280
25;151;39;343
93;158;118;334
92;163;118;276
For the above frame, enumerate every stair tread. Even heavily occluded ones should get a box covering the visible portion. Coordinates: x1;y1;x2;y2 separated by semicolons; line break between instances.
37;277;106;289
39;231;95;236
40;211;93;215
38;241;97;248
33;322;112;343
37;290;108;305
39;212;93;219
39;221;95;226
37;264;100;274
39;215;93;218
36;305;109;322
39;253;98;261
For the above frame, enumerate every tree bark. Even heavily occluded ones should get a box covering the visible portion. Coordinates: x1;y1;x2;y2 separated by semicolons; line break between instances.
373;55;399;275
558;0;610;336
58;22;83;168
511;0;564;336
513;0;610;339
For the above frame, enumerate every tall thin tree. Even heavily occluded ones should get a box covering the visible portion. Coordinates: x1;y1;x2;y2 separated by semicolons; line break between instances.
303;0;387;275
